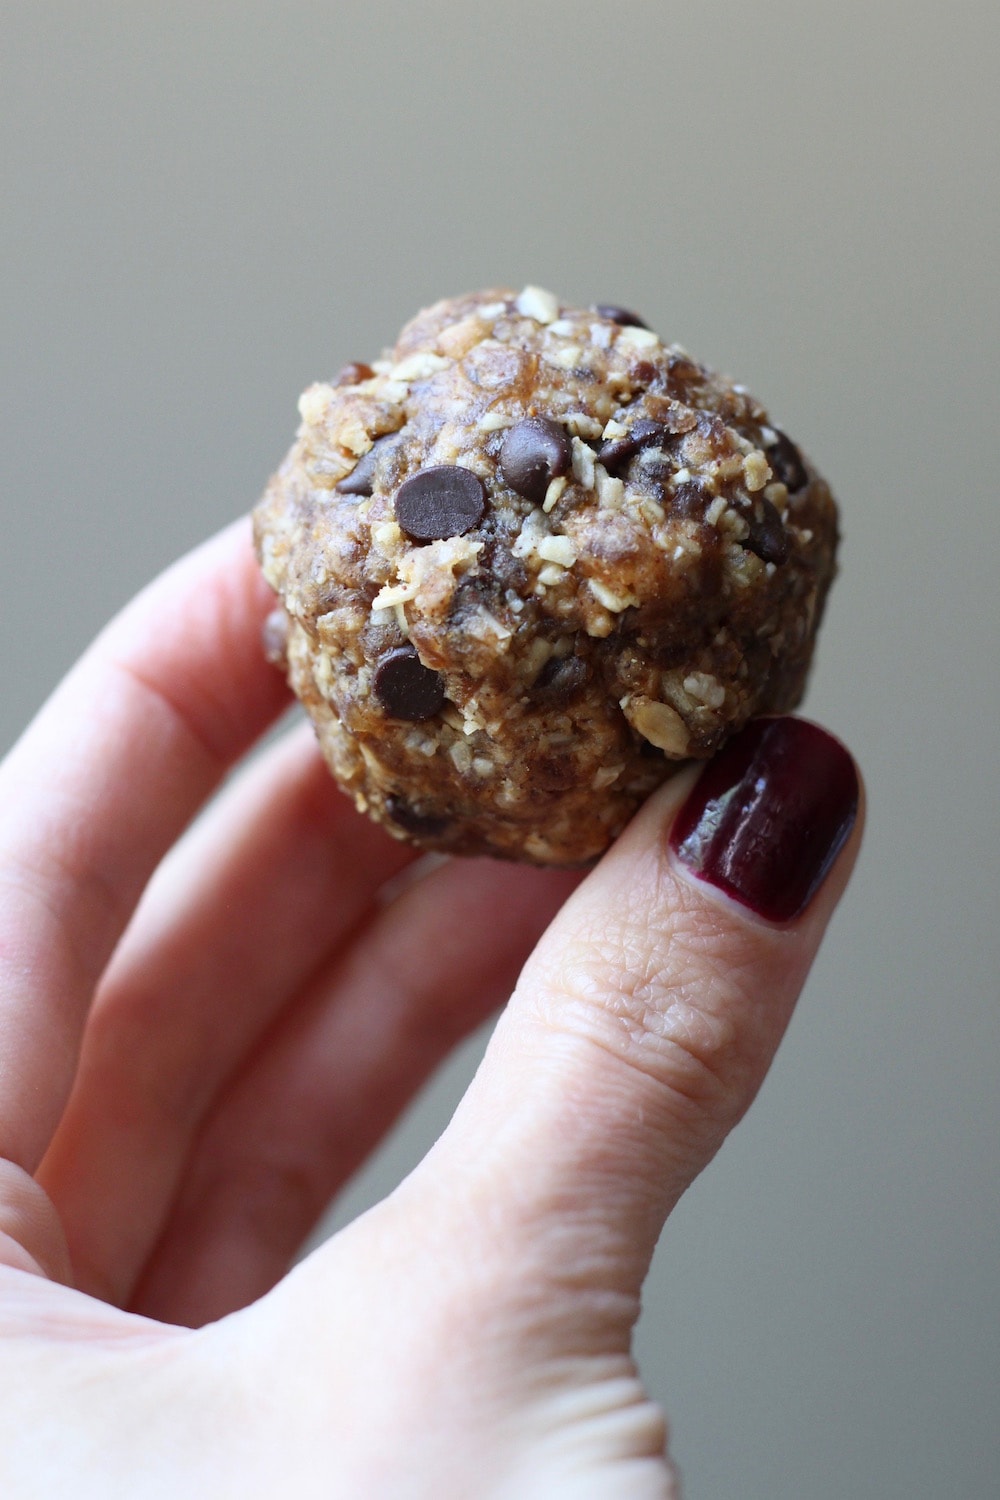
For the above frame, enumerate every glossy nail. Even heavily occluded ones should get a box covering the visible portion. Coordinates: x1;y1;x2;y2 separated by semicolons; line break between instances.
669;718;859;922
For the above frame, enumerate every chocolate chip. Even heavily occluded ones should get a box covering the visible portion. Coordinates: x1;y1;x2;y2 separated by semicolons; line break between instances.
335;435;398;498
394;466;487;541
598;419;668;474
743;497;789;565
593;303;649;330
336;442;382;497
385;795;449;838
531;653;588;701
499;418;572;504
372;646;445;720
765;430;808;493
334;361;375;386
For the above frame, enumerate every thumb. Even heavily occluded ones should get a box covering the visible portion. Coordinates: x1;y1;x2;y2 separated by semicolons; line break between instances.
422;717;862;1327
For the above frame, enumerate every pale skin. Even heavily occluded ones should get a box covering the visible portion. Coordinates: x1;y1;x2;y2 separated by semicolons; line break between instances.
0;521;863;1498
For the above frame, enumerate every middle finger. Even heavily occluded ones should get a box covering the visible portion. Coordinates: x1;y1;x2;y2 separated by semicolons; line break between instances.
39;723;416;1304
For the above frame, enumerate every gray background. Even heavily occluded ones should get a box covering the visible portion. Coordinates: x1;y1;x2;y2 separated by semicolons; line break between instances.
2;2;998;1495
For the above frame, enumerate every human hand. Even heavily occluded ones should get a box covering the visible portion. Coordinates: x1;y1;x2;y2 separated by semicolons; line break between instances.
0;521;861;1497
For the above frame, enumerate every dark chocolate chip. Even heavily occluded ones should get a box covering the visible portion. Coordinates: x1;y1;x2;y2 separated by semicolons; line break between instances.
394;466;487;541
499;417;572;505
336;443;382;497
743;497;789;565
598;419;668;474
531;653;588;701
765;430;808;493
372;646;445;720
334;361;375;386
385;795;449;838
593;303;649;330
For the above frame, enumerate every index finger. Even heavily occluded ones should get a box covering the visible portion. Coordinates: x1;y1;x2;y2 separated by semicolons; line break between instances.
0;518;290;1173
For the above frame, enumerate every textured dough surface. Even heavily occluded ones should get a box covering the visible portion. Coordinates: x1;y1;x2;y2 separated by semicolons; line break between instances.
254;288;838;865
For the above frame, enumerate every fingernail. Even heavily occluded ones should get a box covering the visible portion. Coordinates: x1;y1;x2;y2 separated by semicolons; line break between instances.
669;718;859;922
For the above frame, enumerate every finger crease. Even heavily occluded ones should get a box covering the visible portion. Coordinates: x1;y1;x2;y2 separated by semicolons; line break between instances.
105;654;232;778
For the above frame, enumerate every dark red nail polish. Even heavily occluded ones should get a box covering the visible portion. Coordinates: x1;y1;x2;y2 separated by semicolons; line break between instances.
669;718;859;922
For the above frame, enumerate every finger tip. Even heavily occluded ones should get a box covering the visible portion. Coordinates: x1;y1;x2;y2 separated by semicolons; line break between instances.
666;718;860;926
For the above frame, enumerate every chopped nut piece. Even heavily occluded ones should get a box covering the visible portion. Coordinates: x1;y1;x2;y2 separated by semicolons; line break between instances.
297;383;334;426
437;316;485;360
542;475;568;513
565;413;604;440
536;534;577;567
682;672;727;709
335;414;375;457
616;325;660;352
596;467;625;510
515;285;560;323
589;578;639;613
571;435;596;490
743;450;772;491
478;411;515;432
390;351;451;382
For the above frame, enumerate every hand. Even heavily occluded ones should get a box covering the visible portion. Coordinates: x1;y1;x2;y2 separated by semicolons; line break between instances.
0;521;862;1498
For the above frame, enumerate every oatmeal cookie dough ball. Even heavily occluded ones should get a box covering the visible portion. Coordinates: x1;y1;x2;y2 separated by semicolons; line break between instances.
254;287;838;865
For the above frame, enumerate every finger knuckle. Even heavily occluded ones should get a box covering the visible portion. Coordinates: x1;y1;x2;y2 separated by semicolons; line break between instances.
528;899;764;1122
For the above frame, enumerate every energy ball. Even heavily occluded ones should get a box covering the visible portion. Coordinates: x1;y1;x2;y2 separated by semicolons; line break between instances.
254;287;838;865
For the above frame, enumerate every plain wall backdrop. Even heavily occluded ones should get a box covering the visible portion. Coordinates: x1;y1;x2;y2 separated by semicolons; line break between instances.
2;3;998;1495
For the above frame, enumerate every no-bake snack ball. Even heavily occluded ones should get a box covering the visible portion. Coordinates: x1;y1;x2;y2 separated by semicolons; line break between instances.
254;287;838;865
